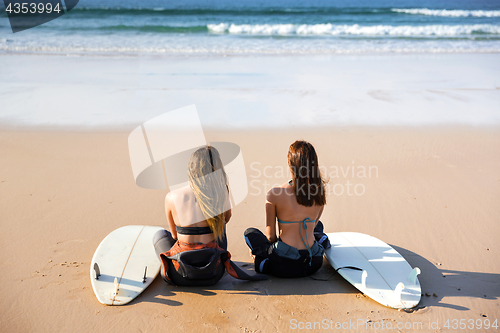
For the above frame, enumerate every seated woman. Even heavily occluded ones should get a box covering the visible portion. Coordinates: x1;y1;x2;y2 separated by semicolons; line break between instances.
153;145;266;286
244;140;330;278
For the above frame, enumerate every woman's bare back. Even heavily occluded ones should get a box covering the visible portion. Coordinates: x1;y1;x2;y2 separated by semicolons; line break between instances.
268;182;324;249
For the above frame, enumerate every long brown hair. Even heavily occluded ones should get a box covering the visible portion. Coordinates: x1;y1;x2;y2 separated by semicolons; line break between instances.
187;145;228;241
288;140;326;207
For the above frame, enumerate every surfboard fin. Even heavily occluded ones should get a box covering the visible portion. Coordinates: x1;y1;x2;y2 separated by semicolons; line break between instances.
142;266;147;284
93;263;101;280
361;270;368;289
395;282;405;303
408;267;421;284
114;277;119;295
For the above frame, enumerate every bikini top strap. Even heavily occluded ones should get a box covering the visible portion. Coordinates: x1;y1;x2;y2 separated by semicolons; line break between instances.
298;218;313;265
277;217;315;265
277;217;316;224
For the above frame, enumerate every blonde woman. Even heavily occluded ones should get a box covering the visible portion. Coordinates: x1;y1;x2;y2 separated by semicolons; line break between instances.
153;145;266;285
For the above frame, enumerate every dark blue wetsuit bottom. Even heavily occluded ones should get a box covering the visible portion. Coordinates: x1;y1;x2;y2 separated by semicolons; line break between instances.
244;221;329;278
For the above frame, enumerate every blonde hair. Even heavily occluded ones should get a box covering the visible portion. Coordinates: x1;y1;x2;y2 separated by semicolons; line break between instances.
187;146;228;241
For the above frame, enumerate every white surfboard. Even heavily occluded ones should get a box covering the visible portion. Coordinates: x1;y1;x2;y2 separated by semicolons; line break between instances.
324;232;421;309
90;225;164;305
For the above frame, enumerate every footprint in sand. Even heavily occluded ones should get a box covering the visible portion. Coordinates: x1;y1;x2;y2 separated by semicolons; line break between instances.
30;239;87;290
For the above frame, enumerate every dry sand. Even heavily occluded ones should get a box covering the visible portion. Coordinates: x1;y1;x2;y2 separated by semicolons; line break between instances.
0;127;499;332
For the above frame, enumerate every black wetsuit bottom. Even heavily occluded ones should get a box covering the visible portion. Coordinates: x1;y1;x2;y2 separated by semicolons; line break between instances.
152;229;227;286
244;221;329;278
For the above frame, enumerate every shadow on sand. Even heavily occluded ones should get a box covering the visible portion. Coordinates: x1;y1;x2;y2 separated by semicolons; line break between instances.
134;259;351;306
391;245;499;311
134;249;499;310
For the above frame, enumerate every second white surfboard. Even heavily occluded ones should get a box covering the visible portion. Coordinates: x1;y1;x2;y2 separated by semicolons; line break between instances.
324;232;421;309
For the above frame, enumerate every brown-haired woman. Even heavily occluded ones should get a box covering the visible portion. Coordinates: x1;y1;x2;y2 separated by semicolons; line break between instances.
244;140;330;278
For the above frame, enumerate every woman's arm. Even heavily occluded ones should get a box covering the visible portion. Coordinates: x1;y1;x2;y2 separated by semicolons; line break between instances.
315;205;325;228
165;193;177;240
265;189;278;242
224;191;232;223
317;205;324;221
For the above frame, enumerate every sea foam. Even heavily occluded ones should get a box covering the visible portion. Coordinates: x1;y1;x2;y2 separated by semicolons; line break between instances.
207;23;500;36
392;8;500;18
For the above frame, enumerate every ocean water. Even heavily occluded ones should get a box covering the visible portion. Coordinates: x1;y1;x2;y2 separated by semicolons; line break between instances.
1;0;500;55
1;0;499;128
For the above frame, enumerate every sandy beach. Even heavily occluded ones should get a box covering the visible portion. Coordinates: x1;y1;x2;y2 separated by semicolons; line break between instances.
1;125;499;332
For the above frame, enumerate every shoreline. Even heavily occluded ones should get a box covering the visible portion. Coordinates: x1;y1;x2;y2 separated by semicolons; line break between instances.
1;53;499;129
1;123;500;132
2;49;500;58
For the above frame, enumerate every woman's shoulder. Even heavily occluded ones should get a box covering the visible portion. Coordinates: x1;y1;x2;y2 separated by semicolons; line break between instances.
167;185;193;199
267;182;293;202
166;186;196;210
